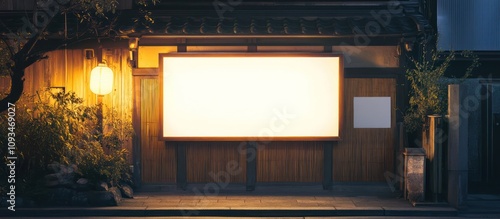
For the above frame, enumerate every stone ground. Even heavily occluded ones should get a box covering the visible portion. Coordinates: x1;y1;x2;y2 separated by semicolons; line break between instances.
2;183;499;218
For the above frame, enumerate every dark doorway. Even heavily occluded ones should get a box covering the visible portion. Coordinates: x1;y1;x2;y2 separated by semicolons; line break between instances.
473;83;500;194
493;113;500;189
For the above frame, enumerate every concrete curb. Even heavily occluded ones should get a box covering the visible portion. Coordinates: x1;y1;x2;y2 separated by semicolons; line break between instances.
0;207;458;217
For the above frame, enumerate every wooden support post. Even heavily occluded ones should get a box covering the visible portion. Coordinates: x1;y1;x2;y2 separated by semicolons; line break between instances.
97;95;104;142
447;84;468;209
246;142;257;191
132;77;142;188
323;141;333;190
426;115;444;202
176;142;187;190
132;136;142;188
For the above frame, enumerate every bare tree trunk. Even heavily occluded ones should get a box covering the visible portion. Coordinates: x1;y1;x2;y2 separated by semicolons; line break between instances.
0;67;25;113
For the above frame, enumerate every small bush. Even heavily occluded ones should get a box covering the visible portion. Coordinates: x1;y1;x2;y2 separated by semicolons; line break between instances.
404;41;479;133
0;90;133;198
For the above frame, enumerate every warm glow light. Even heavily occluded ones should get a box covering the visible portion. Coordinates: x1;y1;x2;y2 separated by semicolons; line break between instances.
90;63;113;95
161;54;342;141
129;37;139;49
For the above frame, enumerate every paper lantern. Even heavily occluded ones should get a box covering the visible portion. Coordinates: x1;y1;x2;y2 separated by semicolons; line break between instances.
90;63;113;95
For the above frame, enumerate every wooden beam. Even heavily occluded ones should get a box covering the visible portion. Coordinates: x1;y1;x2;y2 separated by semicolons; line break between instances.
323;141;333;190
176;142;187;190
246;142;257;191
132;68;158;76
344;68;403;78
132;76;142;188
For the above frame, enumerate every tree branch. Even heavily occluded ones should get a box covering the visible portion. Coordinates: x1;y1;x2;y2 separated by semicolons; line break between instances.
0;67;25;113
0;38;15;61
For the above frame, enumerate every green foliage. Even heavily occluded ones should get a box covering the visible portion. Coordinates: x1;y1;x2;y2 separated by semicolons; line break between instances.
79;105;134;186
78;141;131;187
404;42;479;133
0;41;12;77
66;0;160;32
0;90;133;196
134;0;160;27
0;0;160;112
70;0;120;15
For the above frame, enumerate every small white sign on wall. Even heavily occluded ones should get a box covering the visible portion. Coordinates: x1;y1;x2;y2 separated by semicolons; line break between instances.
353;97;391;128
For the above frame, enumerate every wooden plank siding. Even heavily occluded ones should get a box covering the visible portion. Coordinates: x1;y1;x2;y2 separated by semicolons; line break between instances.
334;78;396;182
185;143;246;183
257;142;324;182
1;48;398;184
139;78;176;183
0;48;134;162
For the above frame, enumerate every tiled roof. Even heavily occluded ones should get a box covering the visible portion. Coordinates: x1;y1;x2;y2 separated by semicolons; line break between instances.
0;4;431;40
118;15;425;37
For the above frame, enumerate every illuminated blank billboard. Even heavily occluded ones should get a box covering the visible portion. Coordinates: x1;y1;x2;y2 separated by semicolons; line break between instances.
160;53;343;141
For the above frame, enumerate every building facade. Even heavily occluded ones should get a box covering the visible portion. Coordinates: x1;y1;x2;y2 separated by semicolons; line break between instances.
0;0;437;191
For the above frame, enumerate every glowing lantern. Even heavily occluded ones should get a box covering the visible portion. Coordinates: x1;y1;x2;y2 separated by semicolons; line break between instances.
90;63;113;95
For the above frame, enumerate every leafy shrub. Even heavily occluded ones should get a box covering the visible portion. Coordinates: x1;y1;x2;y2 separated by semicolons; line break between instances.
78;106;133;186
404;43;479;133
0;90;133;197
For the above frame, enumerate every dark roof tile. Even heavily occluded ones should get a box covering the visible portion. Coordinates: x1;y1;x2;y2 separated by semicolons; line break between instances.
0;10;427;39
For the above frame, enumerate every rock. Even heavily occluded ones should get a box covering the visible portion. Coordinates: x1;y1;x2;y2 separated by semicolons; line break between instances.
57;173;74;186
58;165;77;186
45;188;76;206
72;183;90;192
71;192;89;206
109;187;122;203
88;187;122;206
73;178;91;191
44;174;60;187
77;178;88;185
119;184;134;198
47;162;61;173
96;181;109;191
44;164;78;188
59;164;78;174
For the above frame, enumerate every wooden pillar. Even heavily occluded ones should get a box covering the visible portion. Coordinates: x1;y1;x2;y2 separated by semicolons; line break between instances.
323;141;333;190
96;95;104;142
447;84;468;209
425;115;444;202
132;136;142;188
132;75;142;188
246;142;257;191
480;84;492;183
176;142;187;190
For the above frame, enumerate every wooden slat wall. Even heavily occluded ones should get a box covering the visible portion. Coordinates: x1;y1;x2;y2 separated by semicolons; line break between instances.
137;77;396;184
2;51;398;183
257;142;323;182
140;78;176;183
0;48;134;162
334;78;396;182
185;142;246;183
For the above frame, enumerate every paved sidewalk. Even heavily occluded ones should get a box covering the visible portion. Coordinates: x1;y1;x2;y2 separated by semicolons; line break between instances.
460;194;500;216
2;183;459;217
